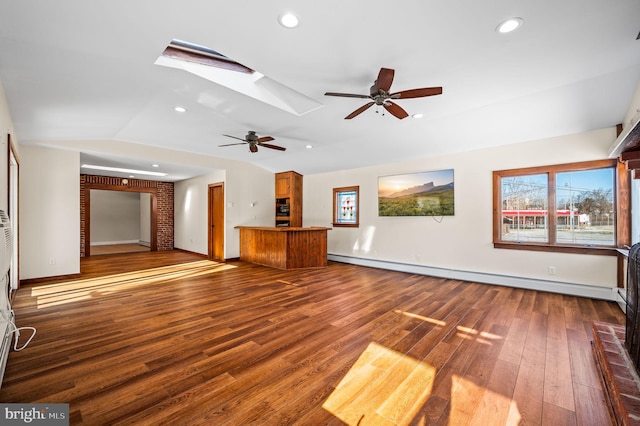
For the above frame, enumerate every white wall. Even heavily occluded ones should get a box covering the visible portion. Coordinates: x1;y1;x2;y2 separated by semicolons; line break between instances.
174;172;225;255
19;145;80;279
140;193;150;247
0;83;15;214
174;166;274;257
39;138;275;258
304;127;620;298
90;190;141;244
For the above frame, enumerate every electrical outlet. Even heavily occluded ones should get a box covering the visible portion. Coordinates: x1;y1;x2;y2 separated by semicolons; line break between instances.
49;258;56;265
548;266;556;275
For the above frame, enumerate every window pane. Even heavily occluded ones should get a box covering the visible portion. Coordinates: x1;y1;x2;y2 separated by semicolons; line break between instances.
501;174;548;243
555;168;614;246
336;190;357;224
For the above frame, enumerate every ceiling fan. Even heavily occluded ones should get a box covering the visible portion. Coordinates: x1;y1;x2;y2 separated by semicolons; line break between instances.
219;131;286;153
325;67;442;119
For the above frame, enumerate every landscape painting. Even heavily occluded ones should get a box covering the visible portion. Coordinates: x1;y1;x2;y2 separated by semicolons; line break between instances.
378;169;454;216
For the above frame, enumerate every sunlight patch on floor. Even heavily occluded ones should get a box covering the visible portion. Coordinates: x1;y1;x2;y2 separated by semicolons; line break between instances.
323;342;435;425
30;261;236;309
450;374;521;425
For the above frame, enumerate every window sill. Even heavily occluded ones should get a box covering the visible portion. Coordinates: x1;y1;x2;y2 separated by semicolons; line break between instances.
493;242;618;256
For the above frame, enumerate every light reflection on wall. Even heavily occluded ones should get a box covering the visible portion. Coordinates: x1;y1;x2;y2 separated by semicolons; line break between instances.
353;226;376;253
184;189;192;212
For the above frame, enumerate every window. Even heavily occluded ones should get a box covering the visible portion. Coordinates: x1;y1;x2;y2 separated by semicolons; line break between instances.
493;159;629;254
333;186;359;227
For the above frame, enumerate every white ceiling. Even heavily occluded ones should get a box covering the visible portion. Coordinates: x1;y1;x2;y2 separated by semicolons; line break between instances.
1;1;639;181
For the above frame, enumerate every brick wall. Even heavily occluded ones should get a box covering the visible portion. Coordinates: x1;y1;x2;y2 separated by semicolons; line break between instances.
80;174;174;256
155;181;174;251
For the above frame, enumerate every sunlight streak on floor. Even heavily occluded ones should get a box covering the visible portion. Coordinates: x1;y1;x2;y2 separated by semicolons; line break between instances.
30;261;236;309
455;325;503;345
395;310;446;326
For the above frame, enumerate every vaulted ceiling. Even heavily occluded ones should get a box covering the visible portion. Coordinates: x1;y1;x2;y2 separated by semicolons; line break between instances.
0;1;639;181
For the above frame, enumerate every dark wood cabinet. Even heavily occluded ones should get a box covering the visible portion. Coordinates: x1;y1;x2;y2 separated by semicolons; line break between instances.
275;171;302;227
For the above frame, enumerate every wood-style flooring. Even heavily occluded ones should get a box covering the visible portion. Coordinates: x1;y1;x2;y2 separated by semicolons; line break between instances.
90;243;150;256
0;251;624;425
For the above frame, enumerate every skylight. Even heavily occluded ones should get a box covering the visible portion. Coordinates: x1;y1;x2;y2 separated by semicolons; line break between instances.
155;39;322;116
161;39;254;74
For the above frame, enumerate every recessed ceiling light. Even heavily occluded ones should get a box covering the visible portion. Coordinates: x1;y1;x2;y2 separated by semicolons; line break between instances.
412;113;424;119
152;164;159;168
305;145;313;149
279;13;299;29
496;17;523;33
81;164;168;177
174;106;187;112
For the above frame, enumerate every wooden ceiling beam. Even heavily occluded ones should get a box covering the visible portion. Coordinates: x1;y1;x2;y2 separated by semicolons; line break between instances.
626;159;640;170
621;150;640;161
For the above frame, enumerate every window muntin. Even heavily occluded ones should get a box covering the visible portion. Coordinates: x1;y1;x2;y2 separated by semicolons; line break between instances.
493;159;624;254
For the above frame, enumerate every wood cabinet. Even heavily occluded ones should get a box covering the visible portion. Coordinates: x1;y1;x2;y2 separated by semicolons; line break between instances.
236;226;329;269
275;171;302;227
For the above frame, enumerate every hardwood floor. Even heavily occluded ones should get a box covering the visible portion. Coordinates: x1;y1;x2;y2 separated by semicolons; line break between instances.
90;243;151;256
0;251;624;425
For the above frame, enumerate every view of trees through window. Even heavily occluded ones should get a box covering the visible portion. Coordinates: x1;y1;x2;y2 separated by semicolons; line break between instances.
500;167;615;246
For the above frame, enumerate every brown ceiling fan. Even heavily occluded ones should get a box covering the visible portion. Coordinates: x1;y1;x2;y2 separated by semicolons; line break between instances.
325;67;442;119
219;131;286;153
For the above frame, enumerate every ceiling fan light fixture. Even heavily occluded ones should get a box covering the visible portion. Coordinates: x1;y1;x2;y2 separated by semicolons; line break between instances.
496;17;523;34
279;13;299;29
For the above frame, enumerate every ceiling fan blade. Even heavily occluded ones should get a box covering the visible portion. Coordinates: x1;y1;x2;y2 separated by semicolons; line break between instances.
222;134;247;142
260;143;286;151
383;101;409;119
324;92;371;99
345;101;375;119
219;142;248;147
256;136;275;143
375;68;395;93
390;87;443;99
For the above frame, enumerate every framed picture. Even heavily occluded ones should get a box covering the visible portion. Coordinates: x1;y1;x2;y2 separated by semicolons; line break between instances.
378;169;454;216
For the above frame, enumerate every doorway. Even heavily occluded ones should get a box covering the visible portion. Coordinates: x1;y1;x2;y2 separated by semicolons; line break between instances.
89;190;152;256
8;136;18;291
82;177;159;257
208;183;224;261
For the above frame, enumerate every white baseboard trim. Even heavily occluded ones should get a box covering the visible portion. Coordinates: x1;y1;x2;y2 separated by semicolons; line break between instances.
90;240;139;246
139;240;151;247
328;254;618;301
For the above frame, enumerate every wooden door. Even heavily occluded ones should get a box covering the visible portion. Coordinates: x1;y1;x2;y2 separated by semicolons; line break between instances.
208;183;225;261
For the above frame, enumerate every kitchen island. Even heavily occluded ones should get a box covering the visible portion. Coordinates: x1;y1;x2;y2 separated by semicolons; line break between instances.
235;226;330;270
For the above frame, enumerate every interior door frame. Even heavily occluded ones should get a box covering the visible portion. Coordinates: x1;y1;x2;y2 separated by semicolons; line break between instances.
208;182;225;261
83;184;158;257
7;134;19;291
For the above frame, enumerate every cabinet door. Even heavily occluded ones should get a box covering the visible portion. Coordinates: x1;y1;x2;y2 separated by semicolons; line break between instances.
275;174;291;198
